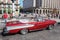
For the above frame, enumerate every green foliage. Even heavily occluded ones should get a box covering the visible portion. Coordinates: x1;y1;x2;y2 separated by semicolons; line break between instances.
8;9;11;14
4;9;6;13
19;6;23;10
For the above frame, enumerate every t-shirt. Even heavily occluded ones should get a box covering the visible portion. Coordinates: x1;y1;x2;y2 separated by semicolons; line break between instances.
3;13;8;19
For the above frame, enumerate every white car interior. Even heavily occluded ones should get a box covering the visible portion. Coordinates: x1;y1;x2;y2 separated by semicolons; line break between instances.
19;17;46;23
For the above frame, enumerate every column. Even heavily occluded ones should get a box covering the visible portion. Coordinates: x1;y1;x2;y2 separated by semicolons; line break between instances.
12;3;15;16
1;4;3;14
42;0;44;8
53;0;54;8
48;0;50;8
6;0;8;13
46;0;48;8
44;0;46;8
49;0;51;8
11;0;16;17
51;0;52;8
53;0;56;8
18;0;20;16
1;0;3;14
51;0;53;9
33;0;36;7
38;9;40;14
59;0;60;10
45;0;48;8
55;0;57;8
57;0;59;9
45;9;46;14
41;9;43;14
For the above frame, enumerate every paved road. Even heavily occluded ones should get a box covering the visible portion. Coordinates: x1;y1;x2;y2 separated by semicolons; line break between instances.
0;23;60;40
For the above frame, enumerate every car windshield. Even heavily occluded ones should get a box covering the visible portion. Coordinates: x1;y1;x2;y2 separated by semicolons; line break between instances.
18;17;47;23
18;17;31;23
19;17;36;23
19;19;30;23
37;17;47;22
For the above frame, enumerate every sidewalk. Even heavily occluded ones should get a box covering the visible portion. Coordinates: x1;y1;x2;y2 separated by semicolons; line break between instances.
0;18;17;23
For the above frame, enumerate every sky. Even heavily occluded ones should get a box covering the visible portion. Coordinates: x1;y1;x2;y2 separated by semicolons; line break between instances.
20;0;23;7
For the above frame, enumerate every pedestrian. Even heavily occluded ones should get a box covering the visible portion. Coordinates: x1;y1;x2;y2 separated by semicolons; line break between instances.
47;14;50;19
34;13;39;21
10;13;13;19
59;14;60;19
2;11;8;23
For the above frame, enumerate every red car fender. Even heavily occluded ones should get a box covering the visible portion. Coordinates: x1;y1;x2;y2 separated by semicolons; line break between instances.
6;24;34;34
8;29;21;34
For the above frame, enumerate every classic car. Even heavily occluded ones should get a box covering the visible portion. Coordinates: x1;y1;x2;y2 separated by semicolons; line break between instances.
2;17;57;36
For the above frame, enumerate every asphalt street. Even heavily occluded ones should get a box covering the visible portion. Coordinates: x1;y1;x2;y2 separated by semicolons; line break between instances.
0;23;60;40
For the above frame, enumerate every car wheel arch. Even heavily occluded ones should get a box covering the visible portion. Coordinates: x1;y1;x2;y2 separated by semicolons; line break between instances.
19;28;29;35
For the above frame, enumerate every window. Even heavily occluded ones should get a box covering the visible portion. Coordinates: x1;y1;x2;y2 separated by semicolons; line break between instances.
46;10;47;13
43;10;45;13
40;10;41;14
36;10;38;14
0;10;2;14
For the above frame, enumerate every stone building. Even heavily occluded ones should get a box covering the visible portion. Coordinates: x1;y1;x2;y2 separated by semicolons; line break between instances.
23;0;60;15
0;0;20;16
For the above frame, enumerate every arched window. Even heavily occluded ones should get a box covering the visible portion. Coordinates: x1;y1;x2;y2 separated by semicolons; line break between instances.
43;10;45;13
40;10;41;14
36;10;38;14
46;10;47;14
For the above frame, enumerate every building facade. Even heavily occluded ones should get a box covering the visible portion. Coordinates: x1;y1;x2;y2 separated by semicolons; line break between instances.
0;0;20;16
23;0;60;15
23;0;37;12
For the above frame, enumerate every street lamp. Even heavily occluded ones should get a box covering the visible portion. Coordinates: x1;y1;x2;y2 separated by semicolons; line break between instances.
11;0;16;17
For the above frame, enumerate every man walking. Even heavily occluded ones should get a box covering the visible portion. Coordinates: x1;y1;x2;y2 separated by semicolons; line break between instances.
2;11;8;23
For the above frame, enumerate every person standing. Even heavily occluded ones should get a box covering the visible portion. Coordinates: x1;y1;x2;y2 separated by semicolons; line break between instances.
34;13;39;21
10;13;13;19
2;11;8;23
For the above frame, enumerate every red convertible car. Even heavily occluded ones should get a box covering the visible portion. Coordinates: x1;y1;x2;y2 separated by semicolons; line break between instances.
2;17;57;36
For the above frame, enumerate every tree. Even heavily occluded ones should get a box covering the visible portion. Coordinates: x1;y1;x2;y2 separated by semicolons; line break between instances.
19;6;23;12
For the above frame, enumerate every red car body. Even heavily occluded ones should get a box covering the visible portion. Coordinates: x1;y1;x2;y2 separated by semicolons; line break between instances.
2;19;56;35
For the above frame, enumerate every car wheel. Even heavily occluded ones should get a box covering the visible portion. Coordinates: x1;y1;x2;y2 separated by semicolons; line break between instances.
20;29;28;35
47;25;54;30
53;23;57;27
2;32;7;36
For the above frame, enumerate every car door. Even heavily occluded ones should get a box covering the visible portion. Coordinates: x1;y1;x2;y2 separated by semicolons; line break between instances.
36;22;45;29
37;19;49;30
39;20;48;29
28;22;42;31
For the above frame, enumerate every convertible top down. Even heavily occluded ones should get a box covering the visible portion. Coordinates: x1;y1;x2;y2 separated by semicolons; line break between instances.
2;17;57;36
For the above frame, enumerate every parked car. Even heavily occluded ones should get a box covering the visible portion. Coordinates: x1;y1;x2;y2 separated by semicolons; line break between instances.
2;17;57;36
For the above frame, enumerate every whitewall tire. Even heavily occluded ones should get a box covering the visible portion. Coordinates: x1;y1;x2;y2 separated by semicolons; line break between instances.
47;25;54;30
20;29;28;35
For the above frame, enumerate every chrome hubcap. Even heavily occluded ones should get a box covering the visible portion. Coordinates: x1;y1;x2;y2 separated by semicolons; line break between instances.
21;29;28;35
